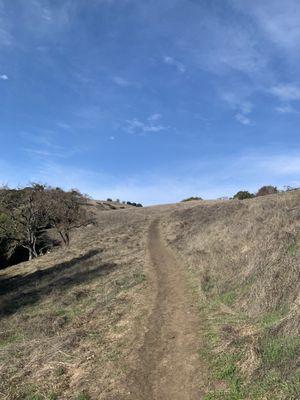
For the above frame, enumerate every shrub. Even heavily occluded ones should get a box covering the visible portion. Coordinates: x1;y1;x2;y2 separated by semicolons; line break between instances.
233;191;254;200
256;185;278;197
284;185;300;192
126;201;143;207
181;196;202;202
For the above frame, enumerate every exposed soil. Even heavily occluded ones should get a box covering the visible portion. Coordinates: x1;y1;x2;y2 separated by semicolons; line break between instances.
128;218;202;400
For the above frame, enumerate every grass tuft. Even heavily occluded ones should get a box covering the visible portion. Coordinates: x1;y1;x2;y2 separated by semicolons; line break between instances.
75;391;91;400
259;335;300;368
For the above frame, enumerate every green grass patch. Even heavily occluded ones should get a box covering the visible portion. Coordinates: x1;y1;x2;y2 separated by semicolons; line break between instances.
259;310;286;329
115;272;146;289
219;290;236;306
75;391;91;400
286;240;299;255
201;274;214;293
54;366;66;377
259;335;300;368
53;306;81;320
187;262;299;399
12;384;59;400
0;333;21;347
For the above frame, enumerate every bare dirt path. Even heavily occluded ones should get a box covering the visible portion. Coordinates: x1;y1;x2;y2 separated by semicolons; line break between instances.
128;218;202;400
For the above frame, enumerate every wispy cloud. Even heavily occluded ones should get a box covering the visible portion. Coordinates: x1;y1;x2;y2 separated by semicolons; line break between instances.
255;155;300;175
148;113;162;122
20;130;58;148
234;0;300;51
17;0;74;37
112;76;135;87
123;113;166;135
19;130;79;160
23;148;66;158
22;153;300;203
56;121;72;130
126;117;169;134
163;56;186;73
275;104;298;114
0;74;8;80
74;106;106;129
0;1;13;47
270;83;300;101
235;113;251;125
23;145;81;160
222;92;253;125
1;151;299;205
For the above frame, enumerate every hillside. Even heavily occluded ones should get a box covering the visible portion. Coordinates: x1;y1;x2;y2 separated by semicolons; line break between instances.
163;190;300;399
0;190;299;399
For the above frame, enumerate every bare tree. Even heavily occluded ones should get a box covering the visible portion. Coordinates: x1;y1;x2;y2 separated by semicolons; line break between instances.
47;188;90;246
0;184;49;260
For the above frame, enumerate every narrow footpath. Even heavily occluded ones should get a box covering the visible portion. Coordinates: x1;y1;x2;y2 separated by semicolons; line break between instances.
128;218;202;400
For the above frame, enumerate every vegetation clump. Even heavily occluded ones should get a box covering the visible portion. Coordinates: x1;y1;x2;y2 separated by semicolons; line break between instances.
181;196;203;202
256;185;278;197
106;198;143;207
126;201;143;207
0;184;90;264
233;190;254;200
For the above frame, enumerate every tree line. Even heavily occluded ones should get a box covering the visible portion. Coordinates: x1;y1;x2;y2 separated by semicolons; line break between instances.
182;185;299;202
106;198;143;207
0;184;90;263
232;185;298;200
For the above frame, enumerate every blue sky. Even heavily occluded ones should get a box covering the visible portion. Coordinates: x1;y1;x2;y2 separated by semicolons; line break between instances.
0;0;300;204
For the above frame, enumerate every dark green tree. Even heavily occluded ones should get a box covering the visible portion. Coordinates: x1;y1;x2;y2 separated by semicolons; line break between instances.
233;190;254;200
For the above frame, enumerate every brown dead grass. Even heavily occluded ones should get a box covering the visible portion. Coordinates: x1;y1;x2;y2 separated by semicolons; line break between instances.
162;190;300;399
163;190;300;329
1;191;299;399
0;207;152;399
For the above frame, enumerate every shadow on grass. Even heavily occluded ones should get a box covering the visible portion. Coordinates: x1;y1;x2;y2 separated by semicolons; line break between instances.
0;249;117;317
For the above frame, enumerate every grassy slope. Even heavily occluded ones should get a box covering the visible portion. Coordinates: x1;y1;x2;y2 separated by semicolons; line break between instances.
0;208;152;400
163;190;300;399
0;192;299;399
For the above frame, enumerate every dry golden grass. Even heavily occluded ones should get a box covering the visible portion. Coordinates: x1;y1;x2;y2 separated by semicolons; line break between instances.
0;191;299;399
0;207;152;399
162;190;300;399
164;190;300;326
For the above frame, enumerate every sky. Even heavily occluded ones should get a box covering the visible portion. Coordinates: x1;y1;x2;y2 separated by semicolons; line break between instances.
0;0;300;205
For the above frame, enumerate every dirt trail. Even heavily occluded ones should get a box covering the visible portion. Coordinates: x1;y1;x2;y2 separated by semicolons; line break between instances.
128;218;202;400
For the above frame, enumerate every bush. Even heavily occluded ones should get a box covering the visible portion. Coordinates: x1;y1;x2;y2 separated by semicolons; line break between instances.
284;185;300;192
256;185;278;197
126;201;143;207
233;191;254;200
181;196;202;202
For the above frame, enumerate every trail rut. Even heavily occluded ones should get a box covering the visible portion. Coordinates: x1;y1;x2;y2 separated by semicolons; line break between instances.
128;218;202;399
